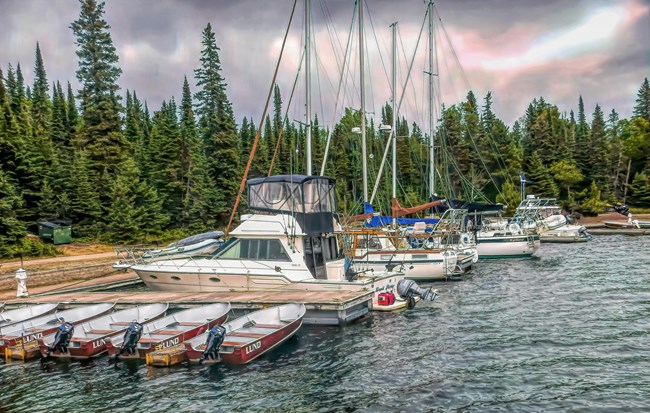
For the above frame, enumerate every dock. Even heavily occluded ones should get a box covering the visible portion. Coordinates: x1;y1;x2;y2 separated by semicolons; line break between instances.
588;228;650;236
3;290;373;326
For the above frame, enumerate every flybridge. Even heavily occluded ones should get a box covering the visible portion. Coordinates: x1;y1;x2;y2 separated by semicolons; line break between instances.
246;175;339;235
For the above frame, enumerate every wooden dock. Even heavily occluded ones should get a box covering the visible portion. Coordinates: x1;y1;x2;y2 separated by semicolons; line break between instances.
3;290;373;326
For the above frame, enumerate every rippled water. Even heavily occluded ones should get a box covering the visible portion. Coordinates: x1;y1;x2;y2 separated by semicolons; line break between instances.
1;235;649;412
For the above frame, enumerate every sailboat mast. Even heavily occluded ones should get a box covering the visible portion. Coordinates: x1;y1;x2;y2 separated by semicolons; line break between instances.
428;0;435;196
391;22;397;226
305;0;312;175
359;0;368;202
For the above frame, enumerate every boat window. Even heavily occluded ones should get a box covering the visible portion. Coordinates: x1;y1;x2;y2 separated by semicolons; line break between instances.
357;236;382;250
215;238;290;261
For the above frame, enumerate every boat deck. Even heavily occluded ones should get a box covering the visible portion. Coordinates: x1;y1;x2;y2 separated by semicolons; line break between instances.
4;290;373;326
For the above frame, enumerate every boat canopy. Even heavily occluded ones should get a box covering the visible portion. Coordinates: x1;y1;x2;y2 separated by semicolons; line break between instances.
430;196;505;213
247;175;338;234
173;231;224;248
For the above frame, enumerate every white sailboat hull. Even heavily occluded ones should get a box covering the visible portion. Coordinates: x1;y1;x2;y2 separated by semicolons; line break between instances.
476;235;540;258
351;251;459;281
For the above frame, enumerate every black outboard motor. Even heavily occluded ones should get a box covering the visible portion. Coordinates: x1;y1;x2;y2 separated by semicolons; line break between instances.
116;321;143;357
46;322;74;356
200;325;227;364
397;279;439;309
578;226;593;240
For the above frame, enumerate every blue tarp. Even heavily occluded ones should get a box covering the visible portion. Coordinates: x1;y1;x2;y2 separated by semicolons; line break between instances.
361;202;440;228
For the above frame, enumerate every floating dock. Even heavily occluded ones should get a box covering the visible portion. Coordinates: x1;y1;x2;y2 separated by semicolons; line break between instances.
4;290;373;327
588;228;650;236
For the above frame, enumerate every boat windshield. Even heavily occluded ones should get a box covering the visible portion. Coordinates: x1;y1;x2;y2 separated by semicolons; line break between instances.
214;238;291;262
247;175;337;214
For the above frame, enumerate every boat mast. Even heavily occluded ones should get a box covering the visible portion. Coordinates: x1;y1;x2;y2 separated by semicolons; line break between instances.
391;21;397;226
428;0;435;197
359;0;368;202
305;0;312;175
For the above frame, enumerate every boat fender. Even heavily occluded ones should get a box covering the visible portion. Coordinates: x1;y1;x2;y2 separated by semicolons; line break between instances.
46;322;74;356
200;325;227;364
396;279;439;305
508;223;521;235
118;321;143;356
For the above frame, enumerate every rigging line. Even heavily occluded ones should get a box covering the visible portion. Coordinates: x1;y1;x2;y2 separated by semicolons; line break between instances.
365;0;391;90
369;6;429;205
227;0;299;235
321;1;358;175
319;0;344;74
268;49;304;176
397;25;420;127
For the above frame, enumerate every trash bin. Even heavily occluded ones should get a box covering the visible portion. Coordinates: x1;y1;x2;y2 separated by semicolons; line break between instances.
38;221;72;245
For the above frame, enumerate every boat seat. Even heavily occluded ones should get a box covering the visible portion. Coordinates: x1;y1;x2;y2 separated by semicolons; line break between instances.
228;332;266;339
87;329;115;335
73;338;93;342
110;322;133;326
178;322;203;326
252;324;284;329
150;329;181;335
220;341;243;348
138;338;160;343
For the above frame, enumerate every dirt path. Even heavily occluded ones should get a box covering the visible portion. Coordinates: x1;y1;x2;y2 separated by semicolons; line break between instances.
0;251;117;272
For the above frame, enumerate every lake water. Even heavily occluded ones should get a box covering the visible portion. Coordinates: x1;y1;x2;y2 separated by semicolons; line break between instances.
1;235;649;412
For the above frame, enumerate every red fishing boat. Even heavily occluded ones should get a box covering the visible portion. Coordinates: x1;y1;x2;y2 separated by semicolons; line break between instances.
37;303;168;359
1;303;114;358
105;303;230;360
185;303;305;365
0;303;59;328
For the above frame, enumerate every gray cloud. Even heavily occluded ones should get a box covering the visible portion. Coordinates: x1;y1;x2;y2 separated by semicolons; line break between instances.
1;0;648;128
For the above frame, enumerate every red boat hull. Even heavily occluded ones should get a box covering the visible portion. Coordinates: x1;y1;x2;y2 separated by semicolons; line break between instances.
38;333;120;359
186;318;302;364
105;314;227;359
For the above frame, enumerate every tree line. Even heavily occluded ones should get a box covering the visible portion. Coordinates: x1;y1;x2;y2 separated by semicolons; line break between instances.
1;0;649;257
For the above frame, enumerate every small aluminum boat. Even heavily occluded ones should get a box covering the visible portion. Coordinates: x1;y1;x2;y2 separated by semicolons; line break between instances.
185;303;306;365
1;303;115;358
0;303;59;328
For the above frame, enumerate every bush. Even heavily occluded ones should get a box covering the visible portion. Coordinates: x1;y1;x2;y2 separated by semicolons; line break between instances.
0;236;63;260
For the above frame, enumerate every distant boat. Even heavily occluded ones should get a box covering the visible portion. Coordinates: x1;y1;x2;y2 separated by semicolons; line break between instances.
143;230;225;259
185;304;306;365
603;220;650;229
0;303;59;328
0;303;115;357
38;303;168;359
105;303;230;360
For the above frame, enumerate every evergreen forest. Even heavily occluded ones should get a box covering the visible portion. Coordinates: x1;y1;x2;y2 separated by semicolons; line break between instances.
1;0;649;258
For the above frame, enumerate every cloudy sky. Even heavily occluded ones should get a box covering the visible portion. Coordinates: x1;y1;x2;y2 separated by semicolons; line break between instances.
1;0;648;129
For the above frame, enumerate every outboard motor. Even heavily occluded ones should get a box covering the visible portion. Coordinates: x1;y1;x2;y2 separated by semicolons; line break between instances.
578;226;592;240
397;279;439;309
116;321;143;357
46;322;74;356
200;325;227;364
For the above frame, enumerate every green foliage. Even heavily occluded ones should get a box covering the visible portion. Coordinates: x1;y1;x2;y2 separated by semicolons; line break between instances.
634;78;650;122
578;181;607;215
628;172;650;206
550;160;583;200
496;180;520;215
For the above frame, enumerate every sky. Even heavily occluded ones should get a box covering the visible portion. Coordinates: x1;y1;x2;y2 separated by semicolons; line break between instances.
1;0;649;129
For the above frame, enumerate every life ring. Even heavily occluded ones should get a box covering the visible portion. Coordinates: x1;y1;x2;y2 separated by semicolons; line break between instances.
508;223;521;235
460;233;471;246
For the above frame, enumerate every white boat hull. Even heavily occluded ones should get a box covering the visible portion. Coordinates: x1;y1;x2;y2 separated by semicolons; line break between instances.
351;251;459;281
476;235;540;258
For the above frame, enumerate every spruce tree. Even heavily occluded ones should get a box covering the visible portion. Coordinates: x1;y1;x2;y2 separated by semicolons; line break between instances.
0;169;26;257
31;42;52;139
70;0;128;182
194;23;240;225
574;95;590;178
633;78;650;122
588;104;611;195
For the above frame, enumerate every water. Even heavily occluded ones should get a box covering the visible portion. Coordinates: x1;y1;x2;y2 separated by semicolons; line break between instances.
1;235;649;412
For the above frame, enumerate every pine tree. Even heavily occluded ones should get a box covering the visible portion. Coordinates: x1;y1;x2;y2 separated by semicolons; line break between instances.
104;159;168;243
194;23;240;225
66;82;81;147
70;0;128;182
179;76;213;230
0;169;26;257
574;95;590;177
628;172;650;206
633;78;650;122
588;104;611;195
526;151;558;197
31;42;52;139
68;150;102;237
